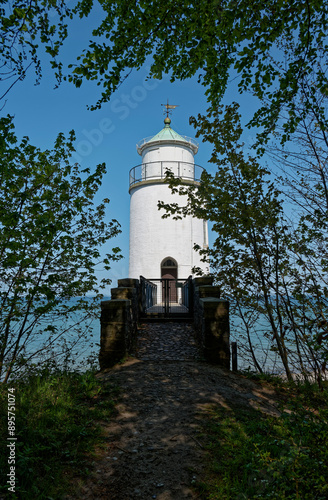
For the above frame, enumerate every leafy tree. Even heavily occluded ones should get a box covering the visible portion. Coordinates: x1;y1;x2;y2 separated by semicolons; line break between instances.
160;104;327;382
70;0;328;144
0;116;121;382
3;1;326;147
267;85;328;379
0;0;73;101
4;0;327;141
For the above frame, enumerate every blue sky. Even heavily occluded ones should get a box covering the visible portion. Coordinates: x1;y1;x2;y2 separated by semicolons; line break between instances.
2;8;259;291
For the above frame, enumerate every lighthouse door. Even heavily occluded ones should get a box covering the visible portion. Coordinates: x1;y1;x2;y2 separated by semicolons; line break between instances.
161;258;178;303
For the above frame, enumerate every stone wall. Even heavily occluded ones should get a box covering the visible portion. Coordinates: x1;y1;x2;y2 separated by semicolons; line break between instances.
193;277;230;369
99;279;139;370
99;276;231;371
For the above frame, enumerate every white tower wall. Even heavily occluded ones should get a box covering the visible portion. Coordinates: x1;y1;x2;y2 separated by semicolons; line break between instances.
129;117;209;280
129;183;208;279
142;144;194;163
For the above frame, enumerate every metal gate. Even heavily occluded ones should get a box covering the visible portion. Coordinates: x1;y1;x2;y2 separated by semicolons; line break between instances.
140;276;192;319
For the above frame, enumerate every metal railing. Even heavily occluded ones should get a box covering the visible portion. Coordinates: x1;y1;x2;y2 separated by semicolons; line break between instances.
129;161;205;188
136;135;198;153
182;279;190;309
140;276;157;310
140;277;192;317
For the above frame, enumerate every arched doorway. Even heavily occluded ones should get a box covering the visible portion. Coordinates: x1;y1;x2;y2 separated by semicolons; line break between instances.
161;257;178;303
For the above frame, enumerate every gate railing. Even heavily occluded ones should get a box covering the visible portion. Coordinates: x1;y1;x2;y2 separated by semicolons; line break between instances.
182;279;189;308
140;276;157;310
140;276;192;317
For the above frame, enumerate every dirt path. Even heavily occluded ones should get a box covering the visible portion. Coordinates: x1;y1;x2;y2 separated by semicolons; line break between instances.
70;323;280;500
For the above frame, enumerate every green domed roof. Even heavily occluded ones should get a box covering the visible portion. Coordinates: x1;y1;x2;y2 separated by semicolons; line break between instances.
148;118;187;143
137;118;198;155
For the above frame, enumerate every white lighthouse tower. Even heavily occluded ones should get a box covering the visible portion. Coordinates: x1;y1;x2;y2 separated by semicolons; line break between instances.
129;108;209;283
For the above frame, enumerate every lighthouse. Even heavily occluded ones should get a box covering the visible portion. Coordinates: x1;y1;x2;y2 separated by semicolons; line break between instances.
128;109;209;283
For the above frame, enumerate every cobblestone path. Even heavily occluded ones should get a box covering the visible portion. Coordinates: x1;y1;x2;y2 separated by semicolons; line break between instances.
67;325;281;499
135;322;202;361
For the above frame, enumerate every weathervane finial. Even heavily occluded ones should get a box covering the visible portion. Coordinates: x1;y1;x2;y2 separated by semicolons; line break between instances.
161;99;179;118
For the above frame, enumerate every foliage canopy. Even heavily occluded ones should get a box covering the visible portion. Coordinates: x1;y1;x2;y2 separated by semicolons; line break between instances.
69;0;328;145
0;0;72;100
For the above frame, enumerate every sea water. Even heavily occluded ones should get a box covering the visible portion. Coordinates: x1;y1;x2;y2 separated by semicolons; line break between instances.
20;297;312;376
16;297;111;375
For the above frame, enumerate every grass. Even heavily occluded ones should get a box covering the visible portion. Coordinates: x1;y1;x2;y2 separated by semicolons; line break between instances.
195;377;328;500
0;367;119;499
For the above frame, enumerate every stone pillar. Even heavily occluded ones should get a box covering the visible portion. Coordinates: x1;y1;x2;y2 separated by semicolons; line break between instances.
99;299;131;370
193;276;214;287
110;287;138;350
117;278;139;288
111;287;136;300
118;278;142;318
201;298;230;368
197;285;220;299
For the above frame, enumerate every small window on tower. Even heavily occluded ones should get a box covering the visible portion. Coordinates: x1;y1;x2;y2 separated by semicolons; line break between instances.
162;258;177;267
